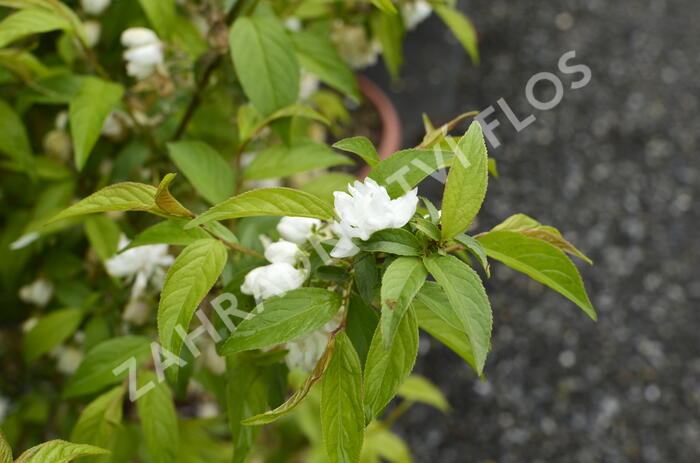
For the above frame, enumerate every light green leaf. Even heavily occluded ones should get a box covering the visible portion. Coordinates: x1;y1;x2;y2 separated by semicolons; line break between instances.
229;16;299;115
321;332;364;463
358;229;422;257
422;255;491;374
136;371;179;463
453;233;490;276
0;429;12;463
69;77;124;170
244;140;352;180
414;217;440;241
154;173;194;218
477;230;597;319
361;423;412;463
137;0;177;40
185;188;334;228
70;386;125;448
13;440;109;463
299;173;355;207
0;8;71;48
125;219;210;250
292;31;360;100
364;307;418;421
167;141;235;205
434;6;479;64
23;308;83;362
371;11;404;79
84;215;121;261
380;257;427;349
157;239;227;381
440;121;488;240
48;182;157;224
63;336;151;398
398;375;450;412
371;0;398;14
332;137;380;167
369;149;454;198
0;98;32;170
221;288;341;354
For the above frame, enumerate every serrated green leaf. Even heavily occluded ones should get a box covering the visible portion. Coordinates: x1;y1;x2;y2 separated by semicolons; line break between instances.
0;98;32;170
332;137;380;167
136;371;179;463
69;77;124;170
185;188;334;228
125;219;209;250
244;140;352;180
477;230;597;319
440;121;488;240
13;440;109;463
369;149;454;198
154;173;194;218
398;375;450;412
422;255;491;374
24;308;83;362
364;307;418;421
380;257;427;348
453;233;490;276
358;229;422;257
63;336;151;398
299;172;355;206
157;239;227;381
0;8;71;48
48;182;157;224
167;141;235;205
413;217;440;241
229;16;299;115
321;332;364;463
221;288;341;354
84;215;121;261
435;6;479;64
0;429;12;463
70;386;125;449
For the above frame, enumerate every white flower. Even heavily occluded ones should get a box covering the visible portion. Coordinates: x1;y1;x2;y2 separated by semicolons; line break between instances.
241;263;306;302
19;279;54;307
330;178;418;258
106;235;173;301
264;239;302;265
120;27;164;79
330;22;382;69
299;71;320;100
277;217;321;244
122;299;150;325
402;0;433;30
52;346;83;375
81;0;110;15
284;17;302;32
101;110;129;139
83;20;101;47
285;330;329;372
0;396;9;424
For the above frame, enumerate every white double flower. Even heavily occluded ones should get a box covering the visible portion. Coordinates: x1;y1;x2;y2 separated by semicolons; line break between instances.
330;178;418;258
120;27;164;79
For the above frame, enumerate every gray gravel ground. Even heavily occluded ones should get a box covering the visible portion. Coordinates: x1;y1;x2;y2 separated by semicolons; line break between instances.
366;0;700;461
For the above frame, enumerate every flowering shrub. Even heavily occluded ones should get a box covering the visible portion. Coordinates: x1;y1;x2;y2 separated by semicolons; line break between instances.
0;1;594;463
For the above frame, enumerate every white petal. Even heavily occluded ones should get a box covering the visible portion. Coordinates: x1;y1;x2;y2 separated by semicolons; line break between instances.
121;27;159;48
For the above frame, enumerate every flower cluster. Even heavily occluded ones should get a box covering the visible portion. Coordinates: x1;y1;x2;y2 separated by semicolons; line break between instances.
330;22;382;69
120;28;164;79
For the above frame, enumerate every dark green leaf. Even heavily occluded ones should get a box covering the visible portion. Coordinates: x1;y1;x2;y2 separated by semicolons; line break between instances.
0;98;32;170
345;296;379;367
136;371;179;463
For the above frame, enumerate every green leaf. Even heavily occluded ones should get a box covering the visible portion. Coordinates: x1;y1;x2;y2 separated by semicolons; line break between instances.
364;307;418;421
23;308;83;363
157;239;227;381
220;288;341;354
422;255;491;374
136;371;179;463
137;0;177;40
13;440;108;463
321;332;364;463
63;336;151;398
358;229;422;257
353;253;379;306
361;424;412;463
332;137;380;167
125;219;209;250
0;98;32;170
48;182;157;224
440;121;488;240
292;31;360;100
226;359;268;463
453;233;490;276
69;77;124;170
229;16;299;115
167;141;235;205
371;11;404;79
84;215;121;261
398;375;450;412
0;8;71;48
345;296;379;367
241;337;334;426
413;217;441;241
434;6;479;64
371;0;398;14
154;173;194;218
477;230;597;319
380;257;427;348
185;188;334;228
299;173;355;207
70;386;125;447
0;429;12;463
369;149;454;198
243;140;352;180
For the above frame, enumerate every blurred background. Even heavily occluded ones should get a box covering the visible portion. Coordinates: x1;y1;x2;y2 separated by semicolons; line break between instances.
365;0;700;461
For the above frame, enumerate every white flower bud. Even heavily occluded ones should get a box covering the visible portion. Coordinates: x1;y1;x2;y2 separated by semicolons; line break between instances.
19;279;54;307
10;232;40;250
123;42;163;67
264;239;302;265
83;20;101;47
81;0;110;16
121;28;164;79
0;396;9;424
330;178;418;258
299;71;320;100
402;0;433;30
277;217;321;244
120;27;159;48
53;346;83;375
43;130;72;161
241;263;306;301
